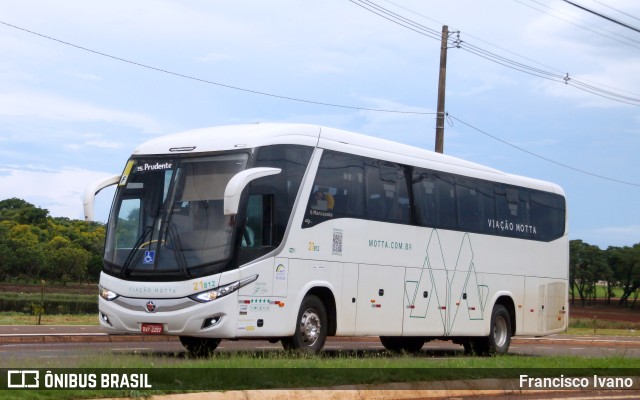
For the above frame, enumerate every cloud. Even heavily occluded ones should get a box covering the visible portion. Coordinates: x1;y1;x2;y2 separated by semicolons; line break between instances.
85;140;124;149
65;140;124;151
0;167;117;221
535;77;639;109
195;53;236;64
64;70;103;81
511;138;559;147
0;90;163;133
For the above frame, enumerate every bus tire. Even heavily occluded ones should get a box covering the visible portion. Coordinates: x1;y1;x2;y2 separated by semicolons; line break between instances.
282;295;327;353
488;304;512;354
380;336;425;353
465;304;512;356
179;336;221;357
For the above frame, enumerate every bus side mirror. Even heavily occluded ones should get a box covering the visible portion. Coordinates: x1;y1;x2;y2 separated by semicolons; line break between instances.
83;174;121;221
224;167;281;216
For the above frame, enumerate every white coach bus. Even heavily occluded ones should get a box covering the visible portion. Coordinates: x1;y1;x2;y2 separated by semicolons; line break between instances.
85;123;568;356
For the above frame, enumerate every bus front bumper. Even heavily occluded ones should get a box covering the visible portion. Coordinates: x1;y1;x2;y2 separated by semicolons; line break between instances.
98;294;237;338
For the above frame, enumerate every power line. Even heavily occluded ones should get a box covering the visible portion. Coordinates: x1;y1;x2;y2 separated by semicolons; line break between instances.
383;0;640;100
346;1;640;187
457;42;564;81
590;0;640;24
513;0;640;50
561;0;640;34
382;0;571;76
348;0;640;106
346;0;441;41
0;20;436;117
448;114;640;188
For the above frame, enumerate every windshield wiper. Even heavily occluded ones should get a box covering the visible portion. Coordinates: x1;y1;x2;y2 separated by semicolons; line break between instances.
120;225;152;278
165;222;191;278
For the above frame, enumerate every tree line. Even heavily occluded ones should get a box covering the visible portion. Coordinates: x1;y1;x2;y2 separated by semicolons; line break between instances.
0;198;104;283
1;197;639;308
570;240;640;308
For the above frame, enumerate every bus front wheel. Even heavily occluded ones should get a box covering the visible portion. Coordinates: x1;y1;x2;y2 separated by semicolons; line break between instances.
179;336;221;357
282;295;327;353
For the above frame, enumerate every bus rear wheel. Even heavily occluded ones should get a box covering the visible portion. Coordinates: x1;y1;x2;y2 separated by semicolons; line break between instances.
464;304;512;356
282;295;327;353
380;336;425;353
179;336;221;357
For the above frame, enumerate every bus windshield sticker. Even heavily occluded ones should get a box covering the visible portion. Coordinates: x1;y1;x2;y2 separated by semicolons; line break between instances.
118;160;135;186
143;251;155;264
136;162;173;173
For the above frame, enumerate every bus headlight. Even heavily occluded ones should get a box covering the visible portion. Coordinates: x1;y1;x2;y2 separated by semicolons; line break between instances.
190;274;259;303
99;286;119;301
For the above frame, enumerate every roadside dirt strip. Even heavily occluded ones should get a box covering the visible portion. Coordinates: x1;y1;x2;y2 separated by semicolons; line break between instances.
119;384;546;400
99;385;640;400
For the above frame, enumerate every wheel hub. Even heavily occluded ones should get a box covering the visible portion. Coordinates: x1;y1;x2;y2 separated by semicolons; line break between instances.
300;309;321;346
493;315;508;348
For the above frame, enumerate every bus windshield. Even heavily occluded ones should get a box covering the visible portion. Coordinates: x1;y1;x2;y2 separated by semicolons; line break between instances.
104;153;249;280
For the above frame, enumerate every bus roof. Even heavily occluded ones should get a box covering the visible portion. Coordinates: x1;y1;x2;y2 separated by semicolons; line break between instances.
132;123;564;195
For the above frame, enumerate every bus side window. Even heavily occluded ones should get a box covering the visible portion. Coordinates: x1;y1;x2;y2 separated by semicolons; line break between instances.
242;194;275;249
456;177;495;232
238;193;276;265
412;169;435;227
303;151;365;228
365;161;410;224
435;174;457;229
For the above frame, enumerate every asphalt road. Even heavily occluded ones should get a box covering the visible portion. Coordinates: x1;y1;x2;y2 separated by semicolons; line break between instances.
2;325;640;361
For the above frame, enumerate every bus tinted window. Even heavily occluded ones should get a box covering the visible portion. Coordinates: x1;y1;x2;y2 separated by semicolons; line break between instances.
305;151;412;227
365;160;411;224
412;170;456;229
456;177;495;232
304;151;365;227
250;144;313;245
530;191;566;241
305;150;565;242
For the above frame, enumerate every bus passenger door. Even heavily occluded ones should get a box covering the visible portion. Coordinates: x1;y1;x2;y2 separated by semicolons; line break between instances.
355;264;404;336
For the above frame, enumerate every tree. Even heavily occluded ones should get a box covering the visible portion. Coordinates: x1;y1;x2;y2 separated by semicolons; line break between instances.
0;198;105;283
5;224;46;280
570;240;606;306
0;198;49;228
614;245;640;308
46;246;91;283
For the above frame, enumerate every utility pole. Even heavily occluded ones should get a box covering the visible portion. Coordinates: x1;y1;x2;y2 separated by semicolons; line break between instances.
434;25;448;154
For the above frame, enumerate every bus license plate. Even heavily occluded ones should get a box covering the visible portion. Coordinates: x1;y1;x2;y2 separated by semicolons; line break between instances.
141;323;163;335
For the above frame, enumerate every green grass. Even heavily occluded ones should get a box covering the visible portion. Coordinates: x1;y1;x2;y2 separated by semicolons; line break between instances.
567;317;640;335
0;312;97;325
571;285;626;300
0;292;96;303
567;327;640;336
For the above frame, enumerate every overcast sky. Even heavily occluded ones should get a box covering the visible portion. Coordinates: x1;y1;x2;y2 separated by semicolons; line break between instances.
1;0;639;248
